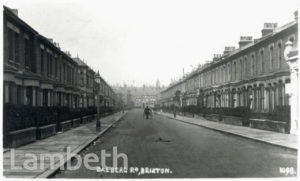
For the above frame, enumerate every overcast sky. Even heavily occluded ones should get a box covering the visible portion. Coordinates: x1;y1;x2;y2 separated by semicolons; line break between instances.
3;0;298;86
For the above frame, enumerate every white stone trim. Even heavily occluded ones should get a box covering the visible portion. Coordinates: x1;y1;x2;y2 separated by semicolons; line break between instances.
24;33;29;39
46;48;53;54
7;21;20;33
24;79;40;87
40;83;53;90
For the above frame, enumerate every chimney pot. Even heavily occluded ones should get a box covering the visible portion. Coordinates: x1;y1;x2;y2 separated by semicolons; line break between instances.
240;36;253;41
213;54;222;61
54;42;60;49
223;46;235;54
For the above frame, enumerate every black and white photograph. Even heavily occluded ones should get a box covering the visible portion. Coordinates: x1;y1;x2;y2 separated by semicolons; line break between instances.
1;0;299;180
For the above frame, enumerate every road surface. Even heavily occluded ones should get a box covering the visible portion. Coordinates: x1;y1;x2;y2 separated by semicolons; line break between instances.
54;109;297;178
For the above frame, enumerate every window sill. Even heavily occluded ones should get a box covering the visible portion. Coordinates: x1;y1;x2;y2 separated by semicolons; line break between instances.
8;60;20;66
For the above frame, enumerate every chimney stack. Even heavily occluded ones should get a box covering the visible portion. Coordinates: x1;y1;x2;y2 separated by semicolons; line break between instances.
239;36;253;48
213;54;222;61
261;23;277;37
11;9;18;17
53;42;60;49
223;46;235;55
47;38;54;43
64;51;71;57
294;10;298;22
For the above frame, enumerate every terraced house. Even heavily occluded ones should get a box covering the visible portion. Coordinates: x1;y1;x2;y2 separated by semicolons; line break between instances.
73;57;96;108
3;6;117;147
159;11;298;134
3;6;115;108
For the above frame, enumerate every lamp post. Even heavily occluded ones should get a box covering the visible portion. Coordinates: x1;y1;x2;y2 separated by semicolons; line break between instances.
244;93;253;127
95;74;101;131
284;40;298;134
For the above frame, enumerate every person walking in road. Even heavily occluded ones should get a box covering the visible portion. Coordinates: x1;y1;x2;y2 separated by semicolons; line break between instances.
144;106;150;119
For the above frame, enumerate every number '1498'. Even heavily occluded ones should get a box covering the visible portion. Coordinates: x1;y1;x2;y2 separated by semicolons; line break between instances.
279;167;296;176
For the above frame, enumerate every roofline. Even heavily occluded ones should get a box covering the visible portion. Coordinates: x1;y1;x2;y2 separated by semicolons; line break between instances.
4;5;38;34
4;5;117;91
38;35;78;65
4;6;78;66
161;20;298;94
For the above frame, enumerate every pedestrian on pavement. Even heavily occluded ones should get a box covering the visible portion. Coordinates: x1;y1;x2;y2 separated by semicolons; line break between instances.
96;114;101;131
173;108;177;118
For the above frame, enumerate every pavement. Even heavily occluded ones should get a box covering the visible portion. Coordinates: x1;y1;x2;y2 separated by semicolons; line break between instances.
2;111;127;178
54;109;297;178
156;111;298;151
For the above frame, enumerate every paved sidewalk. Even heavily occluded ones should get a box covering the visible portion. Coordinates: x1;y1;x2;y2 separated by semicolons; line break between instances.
3;111;127;178
156;112;298;151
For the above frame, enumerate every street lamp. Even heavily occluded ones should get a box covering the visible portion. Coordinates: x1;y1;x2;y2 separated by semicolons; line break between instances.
95;73;101;131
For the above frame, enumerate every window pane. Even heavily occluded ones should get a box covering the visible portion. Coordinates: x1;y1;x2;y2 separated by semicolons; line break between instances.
8;29;14;60
41;50;44;73
14;32;19;62
25;39;31;69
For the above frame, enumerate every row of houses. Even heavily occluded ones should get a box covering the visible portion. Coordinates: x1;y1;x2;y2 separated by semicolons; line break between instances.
134;95;157;108
3;6;116;109
159;11;298;119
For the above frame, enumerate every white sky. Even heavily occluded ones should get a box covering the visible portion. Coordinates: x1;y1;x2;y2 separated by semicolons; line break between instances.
3;0;298;86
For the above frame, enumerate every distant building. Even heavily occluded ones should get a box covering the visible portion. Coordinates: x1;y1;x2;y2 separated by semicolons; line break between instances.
73;57;95;108
135;95;157;108
113;83;163;109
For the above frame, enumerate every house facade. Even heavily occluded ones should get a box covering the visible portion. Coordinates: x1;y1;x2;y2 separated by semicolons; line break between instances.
3;6;116;109
160;12;298;118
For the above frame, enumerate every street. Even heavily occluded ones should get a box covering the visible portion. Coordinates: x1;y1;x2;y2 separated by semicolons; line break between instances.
54;109;297;178
2;2;299;180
